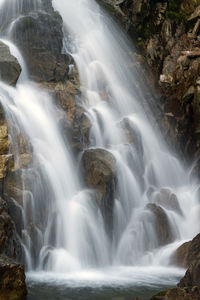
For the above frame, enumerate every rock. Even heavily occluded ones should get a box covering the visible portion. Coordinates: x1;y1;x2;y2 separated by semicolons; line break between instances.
188;5;200;21
0;123;10;155
170;233;200;268
0;255;27;300
82;148;116;234
43;79;91;154
0;197;21;260
178;259;200;288
0;41;21;86
151;286;200;300
10;10;70;82
155;188;183;216
146;203;175;246
0;155;13;179
118;118;143;154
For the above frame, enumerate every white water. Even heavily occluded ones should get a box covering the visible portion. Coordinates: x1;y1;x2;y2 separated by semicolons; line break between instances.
0;0;199;289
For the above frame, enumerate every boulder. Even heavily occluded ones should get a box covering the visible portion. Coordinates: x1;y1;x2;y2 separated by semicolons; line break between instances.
170;233;200;268
0;255;27;300
10;10;70;82
146;203;175;246
0;41;21;86
82;148;116;234
155;188;183;216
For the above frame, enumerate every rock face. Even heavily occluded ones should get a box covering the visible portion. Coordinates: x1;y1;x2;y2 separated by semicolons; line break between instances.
171;233;200;268
146;203;175;246
0;197;21;260
0;41;21;86
0;256;27;300
82;148;116;233
179;259;200;288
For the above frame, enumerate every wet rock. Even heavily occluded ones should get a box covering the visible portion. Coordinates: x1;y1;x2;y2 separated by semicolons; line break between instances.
82;148;116;233
178;259;200;288
146;203;175;246
0;41;21;86
0;255;27;300
43;80;91;154
0;122;10;155
151;286;200;300
11;10;70;82
171;233;200;268
0;197;21;260
155;188;183;216
118;118;143;154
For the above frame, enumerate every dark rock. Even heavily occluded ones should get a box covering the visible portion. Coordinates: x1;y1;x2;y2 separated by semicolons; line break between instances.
178;259;200;288
82;148;116;234
10;10;70;82
0;255;27;300
0;41;21;86
146;203;175;246
170;233;200;268
0;197;22;260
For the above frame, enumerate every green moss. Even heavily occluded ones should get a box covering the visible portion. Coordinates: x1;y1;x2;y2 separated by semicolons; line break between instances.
165;0;193;21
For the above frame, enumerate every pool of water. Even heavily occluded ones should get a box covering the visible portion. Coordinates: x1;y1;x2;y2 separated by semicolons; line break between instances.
26;266;184;300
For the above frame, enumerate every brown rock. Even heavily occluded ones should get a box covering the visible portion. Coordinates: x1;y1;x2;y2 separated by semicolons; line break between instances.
171;233;200;268
0;42;21;86
0;197;21;259
146;203;175;246
0;255;27;300
179;259;200;288
82;148;116;234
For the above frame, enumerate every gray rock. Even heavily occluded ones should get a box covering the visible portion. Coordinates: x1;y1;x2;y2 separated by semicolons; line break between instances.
0;41;21;86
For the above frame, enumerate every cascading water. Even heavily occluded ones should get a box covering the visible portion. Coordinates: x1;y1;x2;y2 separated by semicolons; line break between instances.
53;0;200;266
0;0;200;296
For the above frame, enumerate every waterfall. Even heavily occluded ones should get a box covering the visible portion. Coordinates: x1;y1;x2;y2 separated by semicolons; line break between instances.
0;0;199;277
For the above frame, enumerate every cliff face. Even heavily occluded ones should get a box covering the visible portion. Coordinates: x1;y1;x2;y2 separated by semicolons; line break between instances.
103;0;200;169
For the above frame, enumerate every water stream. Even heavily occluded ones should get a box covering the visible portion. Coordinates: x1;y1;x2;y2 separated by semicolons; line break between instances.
0;0;199;298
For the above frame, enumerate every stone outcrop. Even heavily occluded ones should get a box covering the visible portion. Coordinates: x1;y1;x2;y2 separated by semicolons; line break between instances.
0;41;21;86
82;148;116;233
0;256;27;300
146;203;175;246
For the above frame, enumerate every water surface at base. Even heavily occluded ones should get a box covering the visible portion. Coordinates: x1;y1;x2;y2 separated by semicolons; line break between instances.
26;266;184;300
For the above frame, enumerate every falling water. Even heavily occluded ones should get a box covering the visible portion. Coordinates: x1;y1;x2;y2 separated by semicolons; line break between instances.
53;0;200;267
0;0;199;291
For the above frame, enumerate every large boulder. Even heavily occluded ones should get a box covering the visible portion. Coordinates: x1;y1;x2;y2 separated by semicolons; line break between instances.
82;148;116;234
0;256;27;300
171;233;200;268
146;203;175;246
8;9;70;82
0;41;21;86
